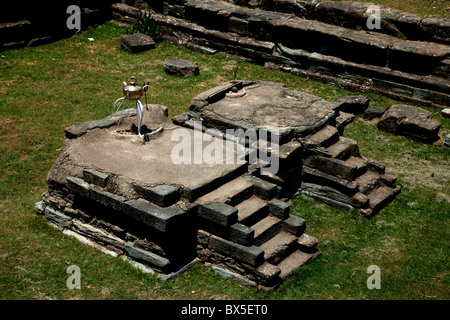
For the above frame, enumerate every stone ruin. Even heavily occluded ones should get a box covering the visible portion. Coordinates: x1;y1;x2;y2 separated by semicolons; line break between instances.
36;80;400;290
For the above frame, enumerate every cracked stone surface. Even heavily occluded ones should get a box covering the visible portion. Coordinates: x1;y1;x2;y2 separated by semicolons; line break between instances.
190;80;336;136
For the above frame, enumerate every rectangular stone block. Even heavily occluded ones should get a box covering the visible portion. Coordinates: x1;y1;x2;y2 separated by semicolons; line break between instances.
72;220;124;249
303;155;359;180
283;215;306;236
209;234;264;267
45;207;71;228
83;169;109;187
197;202;238;227
230;223;254;246
124;242;171;270
90;187;126;212
66;176;90;198
133;184;180;207
268;199;290;219
124;199;185;233
121;33;156;53
301;166;358;196
244;175;277;200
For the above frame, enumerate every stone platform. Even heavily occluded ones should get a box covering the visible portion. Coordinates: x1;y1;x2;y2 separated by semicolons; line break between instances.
38;102;321;290
175;80;401;216
38;81;400;290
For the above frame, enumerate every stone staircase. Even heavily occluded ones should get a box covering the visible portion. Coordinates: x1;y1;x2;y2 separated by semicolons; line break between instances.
193;172;320;290
299;123;401;216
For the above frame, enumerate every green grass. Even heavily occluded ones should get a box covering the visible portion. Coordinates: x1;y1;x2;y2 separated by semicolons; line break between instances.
332;0;449;18
0;22;448;300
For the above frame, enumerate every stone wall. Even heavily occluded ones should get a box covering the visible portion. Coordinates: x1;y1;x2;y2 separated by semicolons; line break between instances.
113;0;450;109
0;1;116;50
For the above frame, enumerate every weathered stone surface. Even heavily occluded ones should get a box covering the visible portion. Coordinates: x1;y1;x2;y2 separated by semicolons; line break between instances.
212;265;257;287
235;196;267;225
389;40;448;74
244;175;277;200
124;198;185;232
333;95;370;115
64;108;136;138
252;215;281;245
208;234;264;266
133;184;180;207
164;58;200;77
305;125;339;147
124;242;171;269
45;207;72;228
421;17;450;45
83;169;109;187
72;220;124;249
335;111;356;135
444;134;450;149
377;105;441;143
303;155;361;180
268;198;290;219
363;106;388;120
260;231;297;264
301;166;358;196
66;176;90;198
441;108;450;119
282;215;306;236
121;33;156;53
197;202;238;227
366;185;401;215
297;233;318;249
230;223;254;246
91;187;126;212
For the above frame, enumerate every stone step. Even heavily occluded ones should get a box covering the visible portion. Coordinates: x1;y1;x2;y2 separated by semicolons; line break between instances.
259;231;297;265
195;175;253;206
276;250;315;280
366;185;401;215
236;195;269;226
355;171;382;194
326;136;359;160
307;125;339;147
244;175;278;200
251;215;282;246
303;155;367;180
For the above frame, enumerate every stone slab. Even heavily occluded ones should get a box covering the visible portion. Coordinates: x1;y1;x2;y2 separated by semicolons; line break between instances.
377;104;441;143
208;234;264;266
124;198;185;233
121;33;156;53
83;169;109;187
164;58;200;77
133;184;180;207
124;242;171;270
197;202;238;227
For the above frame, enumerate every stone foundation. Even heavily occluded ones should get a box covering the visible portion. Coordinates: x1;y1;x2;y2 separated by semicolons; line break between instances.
38;82;400;289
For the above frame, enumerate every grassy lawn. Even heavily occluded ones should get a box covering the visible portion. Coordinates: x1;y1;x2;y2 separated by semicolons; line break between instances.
332;0;449;18
0;22;448;300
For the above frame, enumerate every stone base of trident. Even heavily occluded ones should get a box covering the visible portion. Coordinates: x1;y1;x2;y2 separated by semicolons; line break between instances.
113;96;145;137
